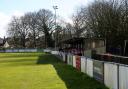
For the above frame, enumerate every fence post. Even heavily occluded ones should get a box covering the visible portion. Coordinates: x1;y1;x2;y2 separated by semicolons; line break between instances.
117;64;119;89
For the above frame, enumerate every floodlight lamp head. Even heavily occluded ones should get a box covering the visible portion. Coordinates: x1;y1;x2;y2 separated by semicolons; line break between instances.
53;6;58;9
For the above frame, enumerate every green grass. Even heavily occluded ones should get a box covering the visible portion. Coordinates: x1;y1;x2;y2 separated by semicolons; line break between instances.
0;53;108;89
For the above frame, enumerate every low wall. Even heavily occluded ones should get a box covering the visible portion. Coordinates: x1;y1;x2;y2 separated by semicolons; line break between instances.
0;48;44;53
86;58;93;77
81;56;87;73
104;63;118;89
119;65;128;89
57;51;128;89
93;60;104;82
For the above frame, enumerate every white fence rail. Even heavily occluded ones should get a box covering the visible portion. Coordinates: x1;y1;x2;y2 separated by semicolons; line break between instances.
93;60;104;82
57;52;128;89
5;49;38;52
104;63;118;89
119;65;128;89
51;51;58;55
62;53;66;62
81;56;87;73
68;54;73;65
73;56;76;68
86;58;93;77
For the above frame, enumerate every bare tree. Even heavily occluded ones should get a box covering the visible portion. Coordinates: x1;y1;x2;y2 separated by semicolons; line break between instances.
8;16;22;48
72;7;88;37
77;0;128;54
36;9;55;47
24;12;39;48
7;9;56;48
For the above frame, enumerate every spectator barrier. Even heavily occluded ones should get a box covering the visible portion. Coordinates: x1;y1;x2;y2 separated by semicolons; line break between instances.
67;54;71;65
119;65;128;89
3;49;41;52
81;56;87;73
62;53;66;62
86;58;93;77
57;52;128;89
68;54;73;66
73;55;76;68
104;63;118;89
93;60;104;83
51;51;59;55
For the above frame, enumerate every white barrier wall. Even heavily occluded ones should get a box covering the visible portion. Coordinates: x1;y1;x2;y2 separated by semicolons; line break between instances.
58;52;63;61
62;53;66;62
13;49;19;52
81;56;87;73
67;54;70;65
86;58;93;77
43;49;51;53
104;63;118;89
5;49;13;52
58;52;128;89
59;52;63;57
73;56;76;68
68;54;73;66
93;60;104;82
51;51;59;55
119;65;128;89
5;49;37;52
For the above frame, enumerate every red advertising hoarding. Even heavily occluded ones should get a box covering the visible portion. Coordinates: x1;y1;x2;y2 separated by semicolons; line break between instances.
76;56;81;70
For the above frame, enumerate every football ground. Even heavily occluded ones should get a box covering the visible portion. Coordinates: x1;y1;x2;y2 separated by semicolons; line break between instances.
0;53;108;89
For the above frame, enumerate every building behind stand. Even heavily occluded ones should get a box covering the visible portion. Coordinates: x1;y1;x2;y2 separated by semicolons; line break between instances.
58;37;106;57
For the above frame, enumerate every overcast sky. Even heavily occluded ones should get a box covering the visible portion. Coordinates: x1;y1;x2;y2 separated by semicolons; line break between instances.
0;0;93;38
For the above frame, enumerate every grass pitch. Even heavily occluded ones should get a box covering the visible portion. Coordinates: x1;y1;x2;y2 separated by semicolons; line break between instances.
0;53;108;89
